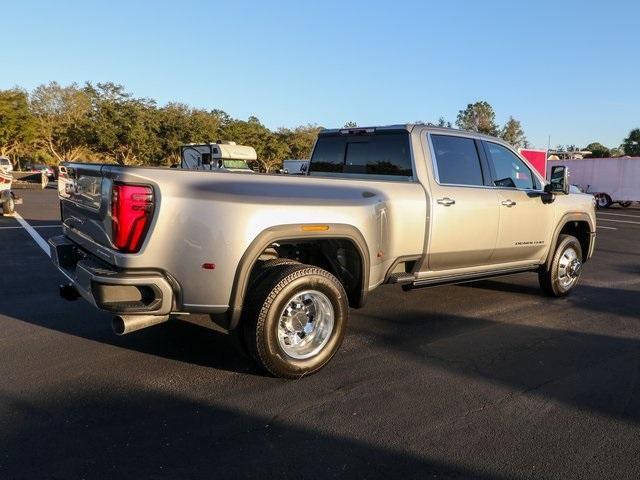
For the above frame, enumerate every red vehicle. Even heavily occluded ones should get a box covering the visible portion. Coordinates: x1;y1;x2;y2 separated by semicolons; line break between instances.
519;149;547;178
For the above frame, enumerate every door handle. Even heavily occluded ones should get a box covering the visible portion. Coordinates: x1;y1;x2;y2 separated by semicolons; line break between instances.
501;199;517;207
437;197;456;206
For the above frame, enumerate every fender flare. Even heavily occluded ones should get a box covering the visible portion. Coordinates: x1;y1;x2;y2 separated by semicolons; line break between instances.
544;212;595;270
224;223;370;330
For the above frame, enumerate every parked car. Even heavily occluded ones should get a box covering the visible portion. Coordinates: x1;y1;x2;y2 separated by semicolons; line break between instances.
50;125;596;378
57;165;72;196
0;169;22;215
0;156;13;174
30;164;55;179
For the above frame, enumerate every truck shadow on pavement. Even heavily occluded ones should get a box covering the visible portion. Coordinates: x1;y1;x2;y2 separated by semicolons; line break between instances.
7;279;640;423
2;272;640;477
0;292;261;376
0;386;509;480
349;283;640;426
464;280;640;318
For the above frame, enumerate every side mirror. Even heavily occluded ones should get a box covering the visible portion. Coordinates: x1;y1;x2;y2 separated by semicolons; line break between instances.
548;165;570;195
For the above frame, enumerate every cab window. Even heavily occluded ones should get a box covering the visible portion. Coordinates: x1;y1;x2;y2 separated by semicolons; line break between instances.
310;132;413;177
484;142;536;190
431;134;484;186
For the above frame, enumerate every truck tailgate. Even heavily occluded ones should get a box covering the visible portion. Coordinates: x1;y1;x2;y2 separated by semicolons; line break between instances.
59;163;115;250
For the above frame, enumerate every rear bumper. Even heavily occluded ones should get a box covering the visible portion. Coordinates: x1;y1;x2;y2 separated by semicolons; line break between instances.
49;235;174;315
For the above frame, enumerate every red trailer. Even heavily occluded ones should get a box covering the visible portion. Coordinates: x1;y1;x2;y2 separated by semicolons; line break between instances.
519;148;547;178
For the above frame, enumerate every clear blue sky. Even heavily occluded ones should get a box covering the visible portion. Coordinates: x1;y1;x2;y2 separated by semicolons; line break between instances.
2;0;637;149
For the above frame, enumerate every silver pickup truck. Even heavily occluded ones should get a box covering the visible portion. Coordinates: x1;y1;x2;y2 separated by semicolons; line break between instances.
50;125;596;378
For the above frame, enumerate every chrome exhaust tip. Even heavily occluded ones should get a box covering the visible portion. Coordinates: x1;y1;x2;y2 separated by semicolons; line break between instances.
112;314;169;335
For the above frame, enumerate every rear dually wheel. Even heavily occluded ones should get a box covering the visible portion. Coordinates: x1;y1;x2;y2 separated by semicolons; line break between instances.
241;264;348;379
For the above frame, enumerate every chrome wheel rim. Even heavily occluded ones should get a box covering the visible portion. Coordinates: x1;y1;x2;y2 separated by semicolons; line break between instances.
558;246;581;289
277;290;335;360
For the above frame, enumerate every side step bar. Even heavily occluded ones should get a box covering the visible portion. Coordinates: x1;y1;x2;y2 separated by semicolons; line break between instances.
403;265;540;291
386;272;416;285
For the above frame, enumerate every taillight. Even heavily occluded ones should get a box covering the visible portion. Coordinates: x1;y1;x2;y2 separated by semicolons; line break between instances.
111;184;154;253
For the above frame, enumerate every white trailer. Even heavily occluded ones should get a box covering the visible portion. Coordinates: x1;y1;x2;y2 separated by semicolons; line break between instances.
547;157;640;208
179;142;255;173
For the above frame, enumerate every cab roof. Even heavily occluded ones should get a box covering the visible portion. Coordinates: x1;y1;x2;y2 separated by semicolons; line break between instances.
318;124;505;143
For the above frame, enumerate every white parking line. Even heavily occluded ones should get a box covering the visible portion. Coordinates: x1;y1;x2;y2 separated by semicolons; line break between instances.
598;218;640;225
597;212;640;218
597;226;617;230
0;224;61;230
13;212;51;257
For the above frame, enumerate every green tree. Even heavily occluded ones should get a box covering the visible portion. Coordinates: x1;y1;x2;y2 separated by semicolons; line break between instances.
500;116;528;148
259;133;290;172
156;103;193;165
0;88;36;165
85;82;160;165
30;82;92;163
455;101;499;136
277;124;322;160
436;117;452;128
610;146;624;157
343;121;357;128
584;142;610;158
623;129;640;156
219;116;286;172
156;103;222;165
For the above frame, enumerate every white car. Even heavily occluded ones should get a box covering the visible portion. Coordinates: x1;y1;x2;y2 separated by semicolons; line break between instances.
0;157;13;174
58;165;73;196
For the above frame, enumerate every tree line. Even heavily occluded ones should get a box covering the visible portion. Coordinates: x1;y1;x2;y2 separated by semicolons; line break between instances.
0;82;322;172
442;101;640;158
554;133;640;158
1;83;637;172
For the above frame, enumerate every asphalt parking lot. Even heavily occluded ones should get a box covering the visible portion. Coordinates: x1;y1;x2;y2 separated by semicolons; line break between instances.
1;188;639;479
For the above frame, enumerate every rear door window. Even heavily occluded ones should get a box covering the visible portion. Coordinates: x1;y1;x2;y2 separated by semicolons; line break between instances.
310;133;413;177
430;135;485;186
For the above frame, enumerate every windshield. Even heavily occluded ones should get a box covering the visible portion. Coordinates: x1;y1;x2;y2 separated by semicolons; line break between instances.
223;160;251;170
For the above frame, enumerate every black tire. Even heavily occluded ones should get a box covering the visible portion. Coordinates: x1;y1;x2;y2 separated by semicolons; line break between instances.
236;259;302;355
242;264;349;379
2;196;15;215
595;193;611;209
244;258;302;297
539;234;583;297
619;201;632;208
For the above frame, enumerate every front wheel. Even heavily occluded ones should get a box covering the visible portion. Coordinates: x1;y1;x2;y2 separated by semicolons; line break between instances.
539;234;583;297
619;201;632;208
242;264;349;378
